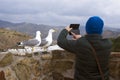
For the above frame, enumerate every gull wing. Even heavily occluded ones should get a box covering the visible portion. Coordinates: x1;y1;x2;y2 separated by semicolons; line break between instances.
22;38;40;46
40;38;48;46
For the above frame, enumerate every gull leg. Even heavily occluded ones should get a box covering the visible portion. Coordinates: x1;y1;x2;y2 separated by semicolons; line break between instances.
32;47;34;52
32;47;35;57
42;46;48;52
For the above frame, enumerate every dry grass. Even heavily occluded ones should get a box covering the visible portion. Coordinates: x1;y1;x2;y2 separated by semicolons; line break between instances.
0;28;31;51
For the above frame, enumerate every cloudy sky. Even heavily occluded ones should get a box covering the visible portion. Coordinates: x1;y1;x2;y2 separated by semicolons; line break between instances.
0;0;120;28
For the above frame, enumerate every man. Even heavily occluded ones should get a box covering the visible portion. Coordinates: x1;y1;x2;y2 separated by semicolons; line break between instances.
57;16;112;80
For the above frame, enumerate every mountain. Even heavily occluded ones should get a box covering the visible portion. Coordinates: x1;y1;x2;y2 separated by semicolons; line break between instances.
103;30;120;38
0;21;58;38
0;20;120;39
0;20;15;27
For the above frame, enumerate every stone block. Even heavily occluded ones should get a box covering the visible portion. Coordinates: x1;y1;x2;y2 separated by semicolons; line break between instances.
0;53;13;67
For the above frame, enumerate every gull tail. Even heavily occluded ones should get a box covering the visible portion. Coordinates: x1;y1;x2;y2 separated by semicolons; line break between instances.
17;42;23;46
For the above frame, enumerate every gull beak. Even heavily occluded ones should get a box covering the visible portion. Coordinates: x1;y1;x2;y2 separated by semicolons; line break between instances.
53;29;58;32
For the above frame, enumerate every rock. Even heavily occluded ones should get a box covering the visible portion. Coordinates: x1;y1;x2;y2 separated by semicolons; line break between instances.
42;60;52;75
4;68;11;77
52;72;64;80
4;67;18;80
52;50;75;60
19;57;33;66
41;53;52;60
12;57;42;79
42;73;53;80
62;69;74;79
52;50;75;80
0;53;13;67
32;77;38;80
109;52;120;80
0;50;119;80
53;61;74;73
31;60;41;77
12;63;31;80
64;77;74;80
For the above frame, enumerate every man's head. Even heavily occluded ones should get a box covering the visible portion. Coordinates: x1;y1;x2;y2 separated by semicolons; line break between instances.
85;16;104;35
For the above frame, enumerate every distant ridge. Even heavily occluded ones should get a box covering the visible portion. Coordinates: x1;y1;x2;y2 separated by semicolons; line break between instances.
0;20;15;27
0;19;120;39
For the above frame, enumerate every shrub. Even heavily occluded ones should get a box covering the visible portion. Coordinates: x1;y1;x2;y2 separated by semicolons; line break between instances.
111;36;120;52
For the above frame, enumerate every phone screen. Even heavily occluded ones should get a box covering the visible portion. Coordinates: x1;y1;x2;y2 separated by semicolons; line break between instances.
70;24;80;29
69;24;80;35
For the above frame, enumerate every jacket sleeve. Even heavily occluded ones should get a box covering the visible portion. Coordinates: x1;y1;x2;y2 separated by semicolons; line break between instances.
57;29;78;53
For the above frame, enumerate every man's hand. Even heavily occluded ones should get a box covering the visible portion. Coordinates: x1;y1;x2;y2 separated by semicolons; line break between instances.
65;26;72;32
71;32;81;40
65;26;81;40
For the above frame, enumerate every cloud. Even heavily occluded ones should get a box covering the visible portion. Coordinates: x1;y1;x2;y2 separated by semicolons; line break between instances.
0;0;120;27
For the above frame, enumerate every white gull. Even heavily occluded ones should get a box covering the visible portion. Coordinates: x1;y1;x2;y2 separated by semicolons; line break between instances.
17;31;41;47
40;29;56;48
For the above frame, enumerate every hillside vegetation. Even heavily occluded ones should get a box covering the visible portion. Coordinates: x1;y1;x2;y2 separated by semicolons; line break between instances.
0;28;31;51
112;36;120;52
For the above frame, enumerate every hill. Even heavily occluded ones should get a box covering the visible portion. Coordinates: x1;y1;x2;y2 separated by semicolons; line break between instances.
112;36;120;52
102;30;120;38
0;28;31;51
0;20;120;39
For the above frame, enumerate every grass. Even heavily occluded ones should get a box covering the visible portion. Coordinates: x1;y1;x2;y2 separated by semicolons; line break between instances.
0;28;31;51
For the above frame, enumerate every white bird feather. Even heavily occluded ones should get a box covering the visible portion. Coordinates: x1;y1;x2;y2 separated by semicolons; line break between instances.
40;29;56;48
17;31;41;47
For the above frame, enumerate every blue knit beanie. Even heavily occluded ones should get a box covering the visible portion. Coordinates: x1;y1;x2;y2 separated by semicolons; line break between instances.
85;16;104;35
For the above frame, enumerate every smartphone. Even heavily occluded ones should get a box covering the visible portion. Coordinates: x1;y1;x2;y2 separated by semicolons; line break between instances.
70;24;80;29
69;24;80;35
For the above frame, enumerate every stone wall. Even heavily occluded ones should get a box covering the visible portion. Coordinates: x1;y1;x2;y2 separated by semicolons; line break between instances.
52;51;120;80
0;52;53;80
52;50;75;80
109;52;120;80
0;51;120;80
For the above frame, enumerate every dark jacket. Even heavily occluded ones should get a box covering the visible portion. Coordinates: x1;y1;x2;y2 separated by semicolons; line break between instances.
57;29;112;80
